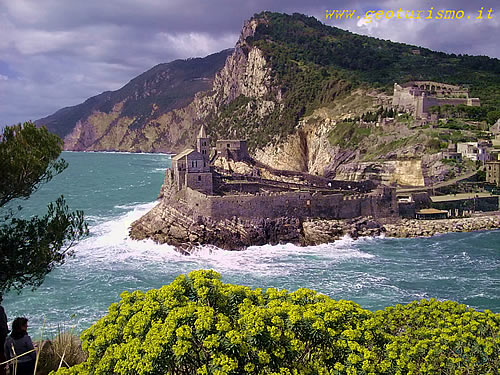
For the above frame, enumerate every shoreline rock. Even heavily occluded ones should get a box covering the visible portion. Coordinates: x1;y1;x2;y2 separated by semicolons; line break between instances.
129;199;500;253
129;200;303;251
383;214;500;239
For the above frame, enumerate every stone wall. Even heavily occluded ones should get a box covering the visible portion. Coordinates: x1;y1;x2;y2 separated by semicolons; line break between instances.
185;172;213;195
393;82;480;119
215;140;250;161
421;97;475;114
392;84;417;112
183;186;397;221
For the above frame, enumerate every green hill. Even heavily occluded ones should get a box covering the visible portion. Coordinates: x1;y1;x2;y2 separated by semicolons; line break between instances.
208;12;500;150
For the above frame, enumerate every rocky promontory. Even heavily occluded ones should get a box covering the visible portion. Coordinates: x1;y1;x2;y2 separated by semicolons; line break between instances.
129;200;303;252
130;202;500;253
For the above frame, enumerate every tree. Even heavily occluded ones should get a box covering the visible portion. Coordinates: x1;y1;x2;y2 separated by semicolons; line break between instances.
0;121;88;295
486;110;500;125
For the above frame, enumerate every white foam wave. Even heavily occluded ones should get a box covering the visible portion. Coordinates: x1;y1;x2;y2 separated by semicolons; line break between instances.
69;203;377;279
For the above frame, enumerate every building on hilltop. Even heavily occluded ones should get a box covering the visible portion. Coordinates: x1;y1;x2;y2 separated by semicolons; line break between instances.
392;81;480;120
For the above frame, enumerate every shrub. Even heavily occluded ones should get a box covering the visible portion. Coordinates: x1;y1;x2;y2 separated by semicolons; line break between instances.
55;270;500;375
37;330;87;374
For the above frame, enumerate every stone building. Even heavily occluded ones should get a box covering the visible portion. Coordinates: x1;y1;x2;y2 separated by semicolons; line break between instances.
215;140;250;161
167;125;398;221
440;151;462;161
171;125;213;194
486;161;500;186
392;81;480;119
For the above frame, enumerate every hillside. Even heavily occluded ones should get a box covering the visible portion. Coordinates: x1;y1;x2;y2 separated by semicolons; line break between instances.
36;49;232;152
209;12;500;149
36;12;500;185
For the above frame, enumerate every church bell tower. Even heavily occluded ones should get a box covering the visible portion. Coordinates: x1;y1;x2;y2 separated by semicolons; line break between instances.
196;125;210;163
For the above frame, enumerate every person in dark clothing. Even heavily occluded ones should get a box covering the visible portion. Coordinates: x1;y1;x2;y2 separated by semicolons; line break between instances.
0;296;9;375
3;317;36;375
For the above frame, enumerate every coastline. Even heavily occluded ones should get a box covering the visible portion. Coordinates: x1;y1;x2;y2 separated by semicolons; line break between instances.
382;212;500;239
130;201;500;252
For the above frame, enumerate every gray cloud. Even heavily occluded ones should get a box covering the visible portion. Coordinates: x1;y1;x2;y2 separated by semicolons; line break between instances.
0;0;498;127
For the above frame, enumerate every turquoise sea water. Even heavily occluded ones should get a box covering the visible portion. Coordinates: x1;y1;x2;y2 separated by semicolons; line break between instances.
3;152;500;337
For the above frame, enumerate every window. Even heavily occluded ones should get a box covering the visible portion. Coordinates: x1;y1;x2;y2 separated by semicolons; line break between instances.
198;176;201;181
227;144;230;148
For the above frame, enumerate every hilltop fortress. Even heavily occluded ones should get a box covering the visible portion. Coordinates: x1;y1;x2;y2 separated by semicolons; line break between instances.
392;81;480;119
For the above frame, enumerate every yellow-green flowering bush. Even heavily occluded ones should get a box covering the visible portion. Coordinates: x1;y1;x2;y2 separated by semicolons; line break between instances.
55;270;499;375
370;299;500;374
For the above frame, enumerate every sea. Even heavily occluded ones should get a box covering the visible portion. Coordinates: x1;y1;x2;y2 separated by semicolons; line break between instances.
3;152;500;338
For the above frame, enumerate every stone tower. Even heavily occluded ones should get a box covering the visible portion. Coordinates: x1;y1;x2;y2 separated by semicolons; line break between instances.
196;125;210;161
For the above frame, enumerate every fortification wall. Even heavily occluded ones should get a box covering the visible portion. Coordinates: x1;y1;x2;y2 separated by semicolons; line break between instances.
184;188;213;217
467;98;481;106
392;85;417;112
186;172;213;195
422;97;470;113
183;187;397;221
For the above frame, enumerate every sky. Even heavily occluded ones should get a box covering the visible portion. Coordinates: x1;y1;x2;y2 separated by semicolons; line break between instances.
0;0;498;128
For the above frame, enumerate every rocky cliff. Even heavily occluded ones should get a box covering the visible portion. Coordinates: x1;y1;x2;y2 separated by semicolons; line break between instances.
36;50;233;152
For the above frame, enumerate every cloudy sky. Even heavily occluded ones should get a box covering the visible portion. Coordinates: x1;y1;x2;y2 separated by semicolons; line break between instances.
0;0;498;127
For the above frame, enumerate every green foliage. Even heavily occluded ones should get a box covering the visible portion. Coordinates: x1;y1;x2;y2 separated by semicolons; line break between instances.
328;122;371;148
425;138;447;153
0;122;67;206
437;118;474;131
360;107;395;123
209;71;351;150
55;271;500;375
370;300;500;374
210;12;500;151
250;12;500;109
0;122;88;295
437;129;476;144
487;110;500;125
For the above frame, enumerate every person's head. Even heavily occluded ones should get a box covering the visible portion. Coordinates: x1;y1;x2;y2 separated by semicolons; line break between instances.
11;317;28;339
